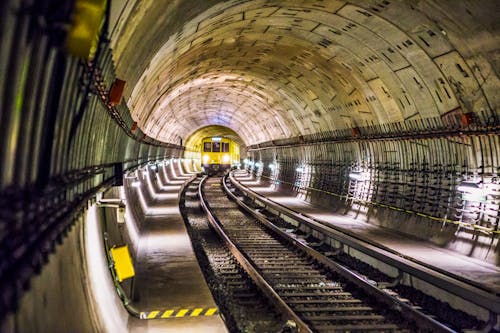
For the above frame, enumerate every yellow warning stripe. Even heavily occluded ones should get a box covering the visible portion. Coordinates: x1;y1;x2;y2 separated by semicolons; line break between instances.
176;309;189;317
190;308;204;317
205;308;217;316
140;307;218;319
146;311;159;319
161;310;174;318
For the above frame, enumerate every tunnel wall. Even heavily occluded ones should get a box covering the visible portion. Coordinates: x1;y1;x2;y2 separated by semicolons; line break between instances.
249;133;499;265
0;216;97;333
0;195;135;333
0;0;183;322
1;212;101;333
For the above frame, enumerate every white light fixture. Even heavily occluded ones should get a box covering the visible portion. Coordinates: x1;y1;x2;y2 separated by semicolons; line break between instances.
296;166;304;173
457;181;481;193
349;171;370;181
116;205;125;224
255;162;263;168
269;163;276;170
203;155;210;163
457;181;485;202
131;181;141;188
243;159;249;164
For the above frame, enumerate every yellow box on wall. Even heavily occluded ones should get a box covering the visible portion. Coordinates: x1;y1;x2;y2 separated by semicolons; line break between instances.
110;245;135;282
65;0;107;60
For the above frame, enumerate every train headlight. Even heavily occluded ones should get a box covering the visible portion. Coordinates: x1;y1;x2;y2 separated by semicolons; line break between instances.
222;154;230;163
203;155;210;163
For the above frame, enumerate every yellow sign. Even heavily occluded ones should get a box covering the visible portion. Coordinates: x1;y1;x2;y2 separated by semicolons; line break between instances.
65;0;107;60
110;245;135;282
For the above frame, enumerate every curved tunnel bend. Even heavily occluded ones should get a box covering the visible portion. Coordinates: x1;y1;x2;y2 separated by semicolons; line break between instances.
0;0;499;331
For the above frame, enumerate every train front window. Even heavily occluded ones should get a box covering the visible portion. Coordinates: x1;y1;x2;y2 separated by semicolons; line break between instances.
204;142;211;152
212;142;220;152
222;142;229;152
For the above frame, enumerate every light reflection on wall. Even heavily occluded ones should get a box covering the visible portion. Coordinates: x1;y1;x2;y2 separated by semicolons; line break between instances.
269;162;280;189
295;163;312;200
348;170;373;207
456;177;500;228
85;205;128;332
254;161;263;177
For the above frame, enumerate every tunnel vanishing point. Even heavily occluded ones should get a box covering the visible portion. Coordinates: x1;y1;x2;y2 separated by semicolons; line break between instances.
0;0;499;332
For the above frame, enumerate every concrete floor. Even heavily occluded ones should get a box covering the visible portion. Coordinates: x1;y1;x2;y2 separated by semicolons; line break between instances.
126;163;228;332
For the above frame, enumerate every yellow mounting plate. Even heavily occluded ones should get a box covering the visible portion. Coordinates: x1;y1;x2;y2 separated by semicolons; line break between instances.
110;245;135;282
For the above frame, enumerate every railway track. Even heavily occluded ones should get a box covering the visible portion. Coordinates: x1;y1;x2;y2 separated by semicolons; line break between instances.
197;175;460;333
180;178;285;333
225;172;494;332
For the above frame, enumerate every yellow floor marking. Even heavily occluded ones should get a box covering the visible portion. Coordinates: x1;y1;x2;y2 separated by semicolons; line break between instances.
176;309;189;317
161;310;174;318
190;308;204;317
147;311;160;319
205;308;217;316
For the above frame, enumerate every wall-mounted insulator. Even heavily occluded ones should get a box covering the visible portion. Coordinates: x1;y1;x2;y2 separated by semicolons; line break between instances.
131;121;138;132
109;78;126;106
351;127;361;137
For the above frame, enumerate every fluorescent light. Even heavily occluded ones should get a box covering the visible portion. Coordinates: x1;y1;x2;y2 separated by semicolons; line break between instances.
457;181;481;193
131;181;141;187
255;162;263;168
349;171;370;181
296;167;304;173
269;163;276;170
457;181;485;202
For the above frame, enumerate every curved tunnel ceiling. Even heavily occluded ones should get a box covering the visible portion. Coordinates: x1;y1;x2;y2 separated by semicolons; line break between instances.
110;0;499;149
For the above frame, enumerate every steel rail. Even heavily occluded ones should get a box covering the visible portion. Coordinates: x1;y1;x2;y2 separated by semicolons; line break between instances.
198;176;313;333
223;174;459;333
228;172;500;317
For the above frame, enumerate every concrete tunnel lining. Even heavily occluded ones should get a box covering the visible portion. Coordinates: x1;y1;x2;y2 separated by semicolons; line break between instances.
109;0;498;150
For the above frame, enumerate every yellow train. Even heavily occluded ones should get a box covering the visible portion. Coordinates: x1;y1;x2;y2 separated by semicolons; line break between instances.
201;137;240;175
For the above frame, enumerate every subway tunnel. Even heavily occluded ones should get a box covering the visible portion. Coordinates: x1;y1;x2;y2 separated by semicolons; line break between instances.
0;0;499;332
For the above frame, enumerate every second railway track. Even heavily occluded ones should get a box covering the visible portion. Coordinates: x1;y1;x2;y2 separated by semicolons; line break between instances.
197;175;456;333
